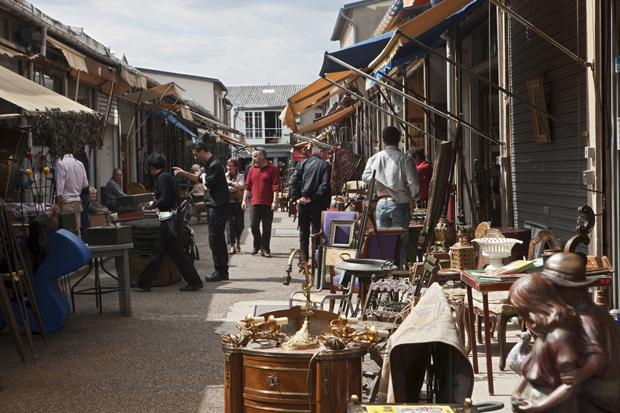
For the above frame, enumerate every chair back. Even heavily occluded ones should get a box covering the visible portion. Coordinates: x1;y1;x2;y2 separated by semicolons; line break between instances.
322;211;357;246
361;228;406;263
127;182;147;195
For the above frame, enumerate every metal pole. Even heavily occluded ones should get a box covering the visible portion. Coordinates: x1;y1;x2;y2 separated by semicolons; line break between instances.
324;53;502;146
488;0;591;68
398;31;578;131
321;75;441;143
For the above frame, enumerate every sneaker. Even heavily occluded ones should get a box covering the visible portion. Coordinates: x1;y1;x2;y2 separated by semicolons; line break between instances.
205;273;229;282
251;249;260;255
229;246;236;255
261;250;272;258
235;243;241;253
179;283;203;291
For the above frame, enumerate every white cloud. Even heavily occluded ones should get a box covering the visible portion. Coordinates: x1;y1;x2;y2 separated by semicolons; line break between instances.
33;0;344;85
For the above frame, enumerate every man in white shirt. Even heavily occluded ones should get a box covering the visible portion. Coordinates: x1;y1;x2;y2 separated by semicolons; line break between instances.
362;126;419;266
55;153;88;235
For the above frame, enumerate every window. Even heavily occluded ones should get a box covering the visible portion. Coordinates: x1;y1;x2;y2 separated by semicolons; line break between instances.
264;111;282;139
245;111;263;139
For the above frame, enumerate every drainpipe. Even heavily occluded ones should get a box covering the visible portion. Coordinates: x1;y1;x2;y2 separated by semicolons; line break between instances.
40;25;47;56
339;10;358;43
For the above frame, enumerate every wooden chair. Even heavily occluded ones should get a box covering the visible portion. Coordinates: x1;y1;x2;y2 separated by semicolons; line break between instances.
126;182;147;195
527;229;562;259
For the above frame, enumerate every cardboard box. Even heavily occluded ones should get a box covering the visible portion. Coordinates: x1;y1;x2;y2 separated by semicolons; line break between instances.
86;225;133;245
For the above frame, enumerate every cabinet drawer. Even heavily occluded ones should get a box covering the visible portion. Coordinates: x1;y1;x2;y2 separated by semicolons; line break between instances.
244;399;312;413
243;362;311;399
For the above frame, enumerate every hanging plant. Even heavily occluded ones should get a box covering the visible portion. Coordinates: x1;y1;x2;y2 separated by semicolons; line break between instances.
26;109;105;156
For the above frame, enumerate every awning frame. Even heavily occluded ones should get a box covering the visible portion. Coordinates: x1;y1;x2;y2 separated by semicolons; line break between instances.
325;53;502;146
385;31;577;132
321;74;441;143
487;0;590;68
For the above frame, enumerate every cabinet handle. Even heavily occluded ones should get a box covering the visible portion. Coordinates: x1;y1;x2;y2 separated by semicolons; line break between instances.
267;373;278;389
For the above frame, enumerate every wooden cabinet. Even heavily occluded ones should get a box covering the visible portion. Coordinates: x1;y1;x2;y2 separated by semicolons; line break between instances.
223;345;365;413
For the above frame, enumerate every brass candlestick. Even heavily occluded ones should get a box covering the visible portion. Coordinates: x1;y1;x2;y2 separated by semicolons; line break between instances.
281;249;319;350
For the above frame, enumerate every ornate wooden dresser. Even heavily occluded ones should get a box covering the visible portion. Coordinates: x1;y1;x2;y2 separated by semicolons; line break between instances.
223;345;366;413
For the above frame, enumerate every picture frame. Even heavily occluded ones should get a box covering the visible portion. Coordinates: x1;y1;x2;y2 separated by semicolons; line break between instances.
328;219;357;248
526;77;551;143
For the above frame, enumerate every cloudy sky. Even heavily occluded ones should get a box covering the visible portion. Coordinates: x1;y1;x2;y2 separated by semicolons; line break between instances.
34;0;345;86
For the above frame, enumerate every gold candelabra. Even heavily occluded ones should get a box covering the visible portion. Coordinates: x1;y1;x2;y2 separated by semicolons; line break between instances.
319;315;389;350
281;249;319;350
221;314;289;348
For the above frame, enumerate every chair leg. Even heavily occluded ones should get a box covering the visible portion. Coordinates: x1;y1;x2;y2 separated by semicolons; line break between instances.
498;314;510;371
476;313;483;344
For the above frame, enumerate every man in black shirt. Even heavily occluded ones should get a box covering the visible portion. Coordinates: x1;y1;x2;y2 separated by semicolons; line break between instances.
288;145;332;261
135;153;203;291
174;138;230;282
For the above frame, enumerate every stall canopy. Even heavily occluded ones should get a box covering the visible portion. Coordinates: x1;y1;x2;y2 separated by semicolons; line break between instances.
124;82;184;104
47;37;89;73
280;70;355;132
297;101;361;134
157;109;197;141
321;0;481;75
370;0;480;71
0;65;93;113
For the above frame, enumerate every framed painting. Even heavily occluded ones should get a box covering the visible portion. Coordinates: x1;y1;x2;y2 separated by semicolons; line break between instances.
328;219;357;248
526;77;551;143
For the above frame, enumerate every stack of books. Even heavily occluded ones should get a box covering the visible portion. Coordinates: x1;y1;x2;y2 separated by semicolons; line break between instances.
472;259;543;281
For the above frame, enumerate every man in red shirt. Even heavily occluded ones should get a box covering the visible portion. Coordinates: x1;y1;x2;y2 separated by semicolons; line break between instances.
242;148;281;257
409;148;433;206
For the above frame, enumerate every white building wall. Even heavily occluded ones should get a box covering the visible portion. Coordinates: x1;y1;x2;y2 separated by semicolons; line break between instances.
143;72;216;115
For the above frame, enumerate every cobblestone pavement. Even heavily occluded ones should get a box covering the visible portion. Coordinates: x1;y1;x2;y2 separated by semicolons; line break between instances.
0;211;518;412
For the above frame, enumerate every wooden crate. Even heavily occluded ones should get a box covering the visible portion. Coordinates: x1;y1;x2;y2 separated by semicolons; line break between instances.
129;252;181;287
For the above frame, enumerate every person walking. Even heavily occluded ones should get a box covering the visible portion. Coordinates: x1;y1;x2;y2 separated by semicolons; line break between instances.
135;153;203;291
55;152;89;236
174;139;230;282
241;148;280;258
362;126;419;267
225;157;245;254
289;145;331;261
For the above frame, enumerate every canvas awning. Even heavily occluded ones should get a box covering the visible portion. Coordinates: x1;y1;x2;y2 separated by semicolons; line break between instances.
123;82;184;104
297;102;361;134
370;0;477;71
157;109;197;140
0;65;93;113
0;44;24;58
280;70;355;132
120;68;147;90
322;0;480;75
48;37;88;73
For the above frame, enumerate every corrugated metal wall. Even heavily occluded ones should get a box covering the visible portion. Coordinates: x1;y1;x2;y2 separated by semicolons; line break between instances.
509;0;587;242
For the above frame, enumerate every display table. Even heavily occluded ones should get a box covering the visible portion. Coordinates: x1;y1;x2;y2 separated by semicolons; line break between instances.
87;243;133;316
223;344;366;413
460;269;612;395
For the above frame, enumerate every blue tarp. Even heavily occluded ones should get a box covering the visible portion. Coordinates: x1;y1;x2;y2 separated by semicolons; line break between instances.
319;0;482;76
156;109;197;142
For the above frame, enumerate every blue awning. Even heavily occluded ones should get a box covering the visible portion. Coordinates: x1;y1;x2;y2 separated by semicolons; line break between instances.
156;109;197;141
320;0;481;76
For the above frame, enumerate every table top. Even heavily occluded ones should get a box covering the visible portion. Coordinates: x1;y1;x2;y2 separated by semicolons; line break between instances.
228;343;367;360
460;269;613;293
87;243;134;253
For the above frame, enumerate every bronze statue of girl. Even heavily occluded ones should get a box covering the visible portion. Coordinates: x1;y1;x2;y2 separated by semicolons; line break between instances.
509;273;583;412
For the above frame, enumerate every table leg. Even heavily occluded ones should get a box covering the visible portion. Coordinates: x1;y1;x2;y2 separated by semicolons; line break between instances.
466;286;478;374
482;292;494;395
117;250;132;317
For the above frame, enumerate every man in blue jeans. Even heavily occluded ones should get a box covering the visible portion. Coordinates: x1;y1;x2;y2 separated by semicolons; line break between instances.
362;126;419;267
